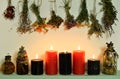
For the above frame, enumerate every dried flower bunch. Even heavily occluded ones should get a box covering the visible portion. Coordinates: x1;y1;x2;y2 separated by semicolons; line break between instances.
4;0;15;19
2;0;118;38
17;0;32;34
76;0;89;26
31;1;48;33
47;10;63;28
88;0;104;38
99;0;118;35
88;13;104;38
62;0;77;29
47;0;63;28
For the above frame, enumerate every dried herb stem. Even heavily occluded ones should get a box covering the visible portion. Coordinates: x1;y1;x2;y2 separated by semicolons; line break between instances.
31;3;44;25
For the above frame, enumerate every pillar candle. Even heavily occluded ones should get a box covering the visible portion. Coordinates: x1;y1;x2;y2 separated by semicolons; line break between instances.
31;59;43;75
45;50;58;75
59;52;72;75
73;50;85;75
87;59;100;75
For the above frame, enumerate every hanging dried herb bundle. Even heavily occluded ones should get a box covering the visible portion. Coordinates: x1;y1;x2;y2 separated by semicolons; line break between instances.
62;0;77;29
4;0;15;19
88;0;104;38
99;0;118;35
17;0;32;34
76;0;89;26
47;10;63;28
47;0;63;28
31;2;48;33
88;13;104;37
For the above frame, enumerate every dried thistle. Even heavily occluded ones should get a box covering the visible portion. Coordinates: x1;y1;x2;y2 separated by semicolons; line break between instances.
62;0;77;29
99;0;118;35
17;0;32;34
76;0;89;26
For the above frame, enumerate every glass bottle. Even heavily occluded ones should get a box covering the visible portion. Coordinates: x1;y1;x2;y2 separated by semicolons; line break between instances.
1;55;15;74
102;42;119;75
16;46;29;75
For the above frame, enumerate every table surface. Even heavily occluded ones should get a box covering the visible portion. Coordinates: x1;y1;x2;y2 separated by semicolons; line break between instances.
0;71;120;79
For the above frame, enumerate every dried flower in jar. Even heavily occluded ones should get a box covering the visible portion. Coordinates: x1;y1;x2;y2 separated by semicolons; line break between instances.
102;42;119;75
16;46;29;75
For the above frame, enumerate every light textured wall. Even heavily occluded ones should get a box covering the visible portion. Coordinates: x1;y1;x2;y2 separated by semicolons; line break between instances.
0;0;120;70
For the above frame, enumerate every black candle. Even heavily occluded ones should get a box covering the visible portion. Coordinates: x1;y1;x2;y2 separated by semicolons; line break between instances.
59;52;72;75
31;59;43;75
87;59;100;75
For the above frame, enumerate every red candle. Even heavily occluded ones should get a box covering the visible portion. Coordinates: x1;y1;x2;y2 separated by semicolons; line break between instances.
45;46;58;75
73;47;85;75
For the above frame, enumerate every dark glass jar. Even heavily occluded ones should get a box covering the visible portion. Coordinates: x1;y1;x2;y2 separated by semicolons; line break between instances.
16;46;29;75
102;42;119;75
1;55;15;74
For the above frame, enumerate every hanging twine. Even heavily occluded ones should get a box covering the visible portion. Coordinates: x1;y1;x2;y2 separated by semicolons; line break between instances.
79;0;83;12
49;0;57;13
93;0;96;16
8;0;11;6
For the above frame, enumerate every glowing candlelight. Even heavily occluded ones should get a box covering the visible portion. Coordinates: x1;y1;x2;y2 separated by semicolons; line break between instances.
31;53;43;75
35;54;39;59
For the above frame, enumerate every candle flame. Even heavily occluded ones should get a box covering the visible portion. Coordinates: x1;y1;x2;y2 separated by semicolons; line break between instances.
78;46;80;50
64;50;67;53
35;54;39;59
92;54;95;59
50;45;53;50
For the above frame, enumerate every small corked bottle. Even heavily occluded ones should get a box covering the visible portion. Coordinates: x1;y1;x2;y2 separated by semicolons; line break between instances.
16;46;29;75
1;54;15;74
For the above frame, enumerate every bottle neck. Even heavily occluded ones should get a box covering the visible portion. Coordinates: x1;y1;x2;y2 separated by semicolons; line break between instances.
5;60;11;62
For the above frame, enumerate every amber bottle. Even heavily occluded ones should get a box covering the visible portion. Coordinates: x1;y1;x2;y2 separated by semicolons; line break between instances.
1;55;15;74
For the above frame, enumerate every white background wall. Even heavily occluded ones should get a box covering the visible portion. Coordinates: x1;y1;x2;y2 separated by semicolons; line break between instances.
0;0;120;70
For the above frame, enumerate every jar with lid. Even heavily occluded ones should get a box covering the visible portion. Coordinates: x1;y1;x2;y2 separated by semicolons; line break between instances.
102;42;119;75
1;54;15;74
16;46;29;75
